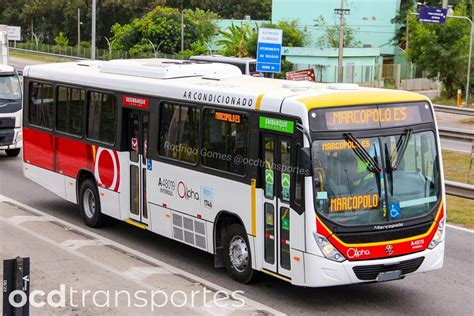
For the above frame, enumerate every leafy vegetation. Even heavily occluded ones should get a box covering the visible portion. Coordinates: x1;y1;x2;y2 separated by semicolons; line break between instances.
314;16;361;48
407;0;472;97
110;6;218;56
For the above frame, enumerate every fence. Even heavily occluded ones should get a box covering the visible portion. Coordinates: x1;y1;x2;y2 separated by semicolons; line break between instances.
294;63;433;89
10;42;185;61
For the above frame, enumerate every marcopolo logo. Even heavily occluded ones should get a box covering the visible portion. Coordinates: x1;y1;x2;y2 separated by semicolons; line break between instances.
346;248;371;259
177;181;200;201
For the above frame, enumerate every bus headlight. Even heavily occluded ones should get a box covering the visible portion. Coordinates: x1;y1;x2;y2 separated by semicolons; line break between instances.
313;233;346;262
428;220;445;249
15;130;23;142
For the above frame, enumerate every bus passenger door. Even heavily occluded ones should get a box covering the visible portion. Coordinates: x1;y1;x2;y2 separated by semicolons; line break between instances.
261;134;292;278
127;110;149;225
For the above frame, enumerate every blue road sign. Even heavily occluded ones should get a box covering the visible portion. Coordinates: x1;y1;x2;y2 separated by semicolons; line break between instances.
256;42;282;72
256;28;283;73
419;7;448;24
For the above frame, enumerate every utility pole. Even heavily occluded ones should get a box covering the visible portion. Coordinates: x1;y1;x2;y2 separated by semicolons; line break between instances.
91;0;96;60
77;9;81;50
335;0;350;83
181;10;184;52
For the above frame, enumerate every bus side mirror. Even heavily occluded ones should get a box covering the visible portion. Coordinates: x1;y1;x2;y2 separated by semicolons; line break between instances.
299;147;312;176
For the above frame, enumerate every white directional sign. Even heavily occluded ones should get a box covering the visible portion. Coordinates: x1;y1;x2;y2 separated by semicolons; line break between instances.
7;26;21;41
256;28;283;73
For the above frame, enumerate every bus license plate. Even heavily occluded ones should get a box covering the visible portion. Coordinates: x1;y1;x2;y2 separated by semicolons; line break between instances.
376;270;402;282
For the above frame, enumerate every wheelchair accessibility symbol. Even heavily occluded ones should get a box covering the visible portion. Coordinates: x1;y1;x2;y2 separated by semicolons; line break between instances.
389;203;401;219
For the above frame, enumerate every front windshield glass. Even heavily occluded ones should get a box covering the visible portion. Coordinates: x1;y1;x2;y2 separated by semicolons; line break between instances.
312;138;386;225
0;75;21;101
313;131;441;226
383;131;440;220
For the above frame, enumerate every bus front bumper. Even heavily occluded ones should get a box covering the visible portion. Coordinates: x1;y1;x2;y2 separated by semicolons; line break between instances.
0;128;22;150
302;240;444;287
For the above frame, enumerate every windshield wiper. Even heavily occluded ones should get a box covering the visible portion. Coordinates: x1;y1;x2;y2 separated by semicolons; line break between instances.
390;129;413;171
343;133;382;173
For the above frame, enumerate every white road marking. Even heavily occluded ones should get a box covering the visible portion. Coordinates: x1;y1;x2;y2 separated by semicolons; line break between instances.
123;266;172;281
447;223;474;234
60;239;111;250
0;195;284;315
8;215;50;224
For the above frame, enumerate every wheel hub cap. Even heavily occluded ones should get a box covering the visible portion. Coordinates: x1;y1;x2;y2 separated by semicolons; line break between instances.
229;237;249;273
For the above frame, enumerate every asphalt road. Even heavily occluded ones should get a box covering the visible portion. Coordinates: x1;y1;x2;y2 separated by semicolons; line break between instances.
0;152;473;315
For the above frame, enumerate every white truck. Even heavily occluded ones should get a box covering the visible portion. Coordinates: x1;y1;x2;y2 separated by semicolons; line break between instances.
0;25;22;157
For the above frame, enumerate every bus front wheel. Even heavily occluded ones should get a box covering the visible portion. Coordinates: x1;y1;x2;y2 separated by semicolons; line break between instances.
223;224;256;284
5;149;20;157
79;179;105;228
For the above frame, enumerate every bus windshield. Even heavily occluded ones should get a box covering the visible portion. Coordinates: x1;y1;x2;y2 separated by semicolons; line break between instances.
0;75;21;102
312;129;441;227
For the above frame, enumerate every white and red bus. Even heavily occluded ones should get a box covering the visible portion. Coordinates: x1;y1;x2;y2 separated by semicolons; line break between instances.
22;59;445;286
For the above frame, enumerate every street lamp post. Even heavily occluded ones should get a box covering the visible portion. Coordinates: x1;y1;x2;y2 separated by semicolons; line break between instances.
91;0;96;60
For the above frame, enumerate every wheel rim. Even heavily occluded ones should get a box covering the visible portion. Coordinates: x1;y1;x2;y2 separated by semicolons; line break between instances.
228;236;249;273
83;189;96;219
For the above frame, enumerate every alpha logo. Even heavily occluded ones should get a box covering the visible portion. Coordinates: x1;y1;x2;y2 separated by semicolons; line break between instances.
411;239;425;249
346;248;371;259
177;181;200;200
386;245;394;255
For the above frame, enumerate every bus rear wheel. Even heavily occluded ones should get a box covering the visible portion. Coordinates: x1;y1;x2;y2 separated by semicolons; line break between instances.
223;224;256;284
5;149;20;157
79;179;105;228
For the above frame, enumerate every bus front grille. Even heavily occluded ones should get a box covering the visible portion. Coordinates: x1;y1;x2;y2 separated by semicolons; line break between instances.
353;257;425;281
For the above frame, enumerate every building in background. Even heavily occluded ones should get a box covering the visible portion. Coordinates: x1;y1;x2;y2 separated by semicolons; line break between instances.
272;0;403;83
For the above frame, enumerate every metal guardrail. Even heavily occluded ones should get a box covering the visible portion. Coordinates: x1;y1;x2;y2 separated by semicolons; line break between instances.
445;180;474;199
9;47;85;61
434;104;474;116
438;127;474;142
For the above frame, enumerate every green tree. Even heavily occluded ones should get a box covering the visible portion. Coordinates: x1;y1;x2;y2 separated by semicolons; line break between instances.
407;1;471;96
165;0;272;20
217;23;252;57
54;32;69;46
392;0;464;46
314;16;361;48
111;6;218;56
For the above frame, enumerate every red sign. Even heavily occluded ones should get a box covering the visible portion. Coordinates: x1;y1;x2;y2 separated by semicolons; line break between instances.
286;68;316;82
131;138;138;151
123;96;149;109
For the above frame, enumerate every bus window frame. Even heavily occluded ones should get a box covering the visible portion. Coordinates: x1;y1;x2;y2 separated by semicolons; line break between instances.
311;124;441;234
200;105;250;178
156;100;201;167
27;80;56;132
86;89;119;147
55;84;87;140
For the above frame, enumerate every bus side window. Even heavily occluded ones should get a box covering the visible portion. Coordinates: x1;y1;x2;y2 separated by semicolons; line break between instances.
29;82;54;129
202;108;248;175
57;86;85;136
87;91;117;144
158;102;200;164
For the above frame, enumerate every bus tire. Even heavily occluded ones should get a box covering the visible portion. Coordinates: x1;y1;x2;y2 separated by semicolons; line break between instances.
79;179;105;228
223;224;256;284
5;149;20;157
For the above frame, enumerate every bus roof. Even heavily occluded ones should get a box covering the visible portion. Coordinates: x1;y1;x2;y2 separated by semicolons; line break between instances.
190;55;257;64
0;64;15;74
24;59;428;112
